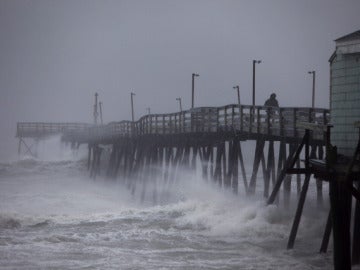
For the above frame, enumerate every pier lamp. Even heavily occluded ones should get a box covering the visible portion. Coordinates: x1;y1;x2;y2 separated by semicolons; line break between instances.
131;92;135;122
308;71;316;108
252;60;261;108
99;101;103;125
176;97;183;112
191;73;200;109
233;85;241;107
93;92;99;125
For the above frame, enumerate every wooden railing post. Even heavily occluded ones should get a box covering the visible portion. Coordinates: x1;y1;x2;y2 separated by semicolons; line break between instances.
175;114;178;133
266;108;271;135
150;115;153;134
257;107;261;134
231;105;235;130
240;106;244;132
224;107;228;130
163;115;165;134
309;108;313;141
293;108;297;138
279;108;284;137
154;115;157;134
182;111;185;133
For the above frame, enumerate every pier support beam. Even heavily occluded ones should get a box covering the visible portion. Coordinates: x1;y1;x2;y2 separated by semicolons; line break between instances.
214;142;225;186
249;139;265;195
330;176;352;270
319;210;332;253
264;140;275;198
238;141;248;193
267;130;309;205
352;183;360;265
287;173;310;249
231;139;239;194
17;137;37;158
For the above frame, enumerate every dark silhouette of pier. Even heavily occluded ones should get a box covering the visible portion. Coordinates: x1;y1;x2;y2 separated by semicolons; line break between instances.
16;103;329;198
15;103;360;269
14;28;360;270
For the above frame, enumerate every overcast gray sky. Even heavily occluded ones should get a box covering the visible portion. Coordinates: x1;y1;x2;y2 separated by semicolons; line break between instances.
0;0;359;161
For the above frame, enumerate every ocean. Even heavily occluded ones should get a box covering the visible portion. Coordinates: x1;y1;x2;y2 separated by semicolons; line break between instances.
0;138;336;269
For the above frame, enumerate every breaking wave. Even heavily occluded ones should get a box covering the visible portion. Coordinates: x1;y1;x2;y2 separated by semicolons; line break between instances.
0;137;333;269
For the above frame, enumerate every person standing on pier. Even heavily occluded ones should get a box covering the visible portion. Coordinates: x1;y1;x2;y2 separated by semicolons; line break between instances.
264;93;279;107
264;93;279;125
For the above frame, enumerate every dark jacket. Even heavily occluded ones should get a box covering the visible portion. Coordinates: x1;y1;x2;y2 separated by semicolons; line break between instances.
264;97;279;107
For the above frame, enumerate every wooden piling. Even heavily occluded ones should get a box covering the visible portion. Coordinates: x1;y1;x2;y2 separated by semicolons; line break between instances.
225;140;233;188
231;139;239;194
283;143;291;207
264;140;275;198
182;144;190;168
170;146;183;183
214;142;224;186
114;144;125;178
140;145;151;202
267;131;308;205
249;139;265;194
287;173;310;249
353;183;360;265
330;176;352;270
222;141;227;187
106;144;116;177
238;141;248;193
319;210;332;253
87;144;92;170
163;147;172;184
17;138;22;156
191;146;198;171
151;145;159;204
200;145;211;180
209;145;214;181
296;157;301;195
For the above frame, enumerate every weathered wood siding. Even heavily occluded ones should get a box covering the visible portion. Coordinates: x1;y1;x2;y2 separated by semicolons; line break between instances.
330;51;360;156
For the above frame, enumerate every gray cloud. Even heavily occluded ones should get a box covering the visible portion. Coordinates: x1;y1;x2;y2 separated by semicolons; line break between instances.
1;0;359;160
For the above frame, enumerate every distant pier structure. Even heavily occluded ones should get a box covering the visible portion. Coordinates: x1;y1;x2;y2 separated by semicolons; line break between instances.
15;30;360;270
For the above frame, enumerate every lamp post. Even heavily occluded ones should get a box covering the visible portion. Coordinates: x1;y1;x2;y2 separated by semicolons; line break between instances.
93;92;99;125
233;85;240;107
252;60;261;108
191;73;199;109
147;107;151;115
176;97;183;112
99;101;103;124
130;92;135;122
308;71;316;108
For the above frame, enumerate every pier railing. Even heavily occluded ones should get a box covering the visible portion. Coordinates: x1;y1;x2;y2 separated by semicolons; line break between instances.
16;105;330;142
109;105;329;140
16;122;93;138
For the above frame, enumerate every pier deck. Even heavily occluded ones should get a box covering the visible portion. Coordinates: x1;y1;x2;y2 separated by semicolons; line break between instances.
16;104;329;144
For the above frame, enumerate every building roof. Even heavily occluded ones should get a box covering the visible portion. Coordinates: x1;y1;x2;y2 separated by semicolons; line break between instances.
335;30;360;42
328;50;336;63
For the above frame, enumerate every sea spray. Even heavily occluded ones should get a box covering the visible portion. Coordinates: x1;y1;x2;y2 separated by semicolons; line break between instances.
0;137;334;269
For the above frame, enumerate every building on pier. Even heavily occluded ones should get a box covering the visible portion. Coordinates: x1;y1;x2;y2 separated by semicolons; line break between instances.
314;29;360;270
329;30;360;157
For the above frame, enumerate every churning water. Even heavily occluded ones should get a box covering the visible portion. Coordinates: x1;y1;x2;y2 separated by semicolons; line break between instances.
0;139;335;269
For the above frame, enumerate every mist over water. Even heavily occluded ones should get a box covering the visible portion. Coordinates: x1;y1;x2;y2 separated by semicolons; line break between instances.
0;138;334;269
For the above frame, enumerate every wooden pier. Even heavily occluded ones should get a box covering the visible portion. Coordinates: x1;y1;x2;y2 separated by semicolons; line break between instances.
16;104;329;193
14;29;360;270
16;104;360;269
